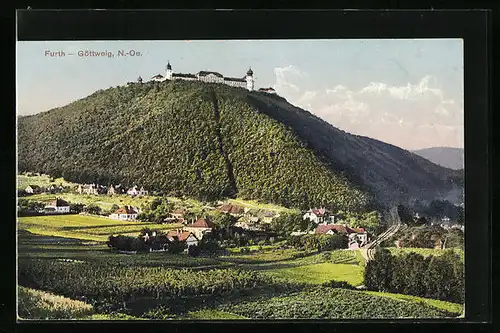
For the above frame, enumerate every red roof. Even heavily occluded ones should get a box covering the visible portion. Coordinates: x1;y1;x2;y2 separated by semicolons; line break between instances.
167;230;196;242
115;206;138;214
316;224;349;234
190;218;214;228
315;224;365;235
218;204;244;215
46;198;69;207
308;208;330;217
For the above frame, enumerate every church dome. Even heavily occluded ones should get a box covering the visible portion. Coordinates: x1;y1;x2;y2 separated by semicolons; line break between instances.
246;67;253;76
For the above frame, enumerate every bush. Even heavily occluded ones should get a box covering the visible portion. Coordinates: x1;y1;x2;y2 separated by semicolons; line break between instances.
187;244;201;257
320;280;356;290
364;248;464;303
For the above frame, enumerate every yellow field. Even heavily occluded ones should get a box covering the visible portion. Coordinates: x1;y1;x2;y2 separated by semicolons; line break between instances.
18;214;183;242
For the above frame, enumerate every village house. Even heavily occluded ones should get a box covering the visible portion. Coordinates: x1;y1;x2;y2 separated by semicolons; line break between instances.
170;209;187;222
109;206;140;221
25;185;41;194
77;183;106;195
44;198;70;214
314;224;368;250
234;216;261;231
184;217;214;240
107;184;126;195
259;211;279;224
166;230;199;252
218;204;245;217
127;186;149;196
303;208;335;225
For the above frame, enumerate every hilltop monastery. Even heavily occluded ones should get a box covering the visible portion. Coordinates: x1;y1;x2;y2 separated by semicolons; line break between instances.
140;62;276;94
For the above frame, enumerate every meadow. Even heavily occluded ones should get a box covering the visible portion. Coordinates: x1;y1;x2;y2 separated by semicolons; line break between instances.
17;174;77;190
18;215;183;242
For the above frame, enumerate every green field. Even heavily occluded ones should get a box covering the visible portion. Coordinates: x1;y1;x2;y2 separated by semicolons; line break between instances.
363;290;464;315
18;215;183;242
17;174;77;190
263;262;364;286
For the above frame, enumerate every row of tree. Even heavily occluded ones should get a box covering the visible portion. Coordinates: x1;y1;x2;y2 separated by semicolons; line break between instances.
364;248;464;303
286;233;348;252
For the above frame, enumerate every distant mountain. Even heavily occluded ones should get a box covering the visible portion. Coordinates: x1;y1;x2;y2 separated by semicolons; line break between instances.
18;80;463;211
412;147;464;170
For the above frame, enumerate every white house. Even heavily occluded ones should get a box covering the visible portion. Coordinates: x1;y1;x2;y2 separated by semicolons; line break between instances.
25;185;41;194
44;198;70;214
303;208;335;225
127;186;148;196
109;206;139;221
166;230;199;252
184;217;214;240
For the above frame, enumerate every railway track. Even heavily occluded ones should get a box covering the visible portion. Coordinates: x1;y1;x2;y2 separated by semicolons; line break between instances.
363;223;402;261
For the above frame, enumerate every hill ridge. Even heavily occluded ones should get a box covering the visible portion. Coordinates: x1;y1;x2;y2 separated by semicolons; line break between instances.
18;80;463;210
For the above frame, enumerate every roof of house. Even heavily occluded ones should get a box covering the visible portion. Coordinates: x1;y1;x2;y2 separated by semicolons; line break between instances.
224;77;246;82
172;73;197;78
167;230;197;242
46;198;69;207
259;87;276;91
172;209;186;215
27;185;41;189
218;204;244;215
197;71;224;78
189;218;214;228
115;206;138;215
315;224;365;235
307;208;331;217
151;74;164;79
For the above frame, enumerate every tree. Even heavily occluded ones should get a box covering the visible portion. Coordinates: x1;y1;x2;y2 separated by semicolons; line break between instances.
212;212;237;237
364;247;394;292
70;203;84;214
83;204;101;215
397;204;414;225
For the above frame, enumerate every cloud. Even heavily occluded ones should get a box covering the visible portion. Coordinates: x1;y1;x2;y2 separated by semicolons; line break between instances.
273;66;463;150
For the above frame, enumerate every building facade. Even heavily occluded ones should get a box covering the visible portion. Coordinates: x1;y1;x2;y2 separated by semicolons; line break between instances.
148;61;256;91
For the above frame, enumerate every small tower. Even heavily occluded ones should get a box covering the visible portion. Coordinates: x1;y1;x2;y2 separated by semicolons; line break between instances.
165;61;173;80
246;67;254;91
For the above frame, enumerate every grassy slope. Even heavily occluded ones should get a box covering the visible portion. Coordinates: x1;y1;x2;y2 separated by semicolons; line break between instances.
18;286;93;320
17;81;372;211
363;290;463;315
17;174;77;190
18;214;183;242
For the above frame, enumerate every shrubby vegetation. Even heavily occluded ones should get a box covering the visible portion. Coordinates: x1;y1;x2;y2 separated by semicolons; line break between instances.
18;259;271;312
217;287;460;319
381;226;464;249
286;234;348;252
137;197;175;223
364;248;464;303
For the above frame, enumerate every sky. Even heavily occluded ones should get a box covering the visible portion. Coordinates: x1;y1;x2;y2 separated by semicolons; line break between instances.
16;39;464;150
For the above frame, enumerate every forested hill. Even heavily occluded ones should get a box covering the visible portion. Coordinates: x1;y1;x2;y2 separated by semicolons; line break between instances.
17;80;463;211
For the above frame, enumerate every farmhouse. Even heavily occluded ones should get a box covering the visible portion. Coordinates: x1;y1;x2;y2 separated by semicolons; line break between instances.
127;186;148;196
25;185;41;194
44;198;70;214
170;209;187;221
107;184;126;195
218;204;245;217
109;206;140;221
77;184;106;195
184;217;214;240
303;208;335;225
167;230;199;251
315;224;368;250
